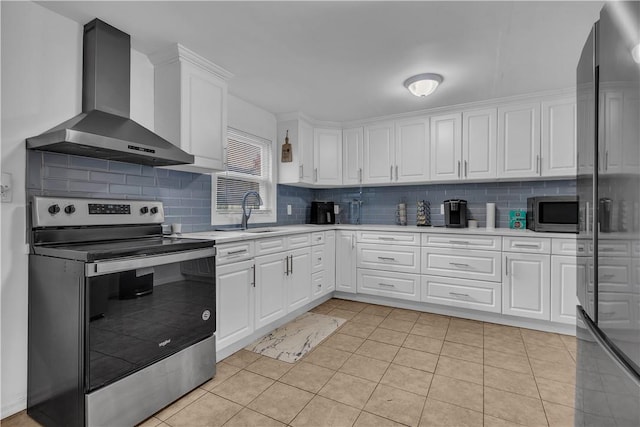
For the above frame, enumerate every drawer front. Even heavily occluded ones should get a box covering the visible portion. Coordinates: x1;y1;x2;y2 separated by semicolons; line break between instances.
312;245;326;273
598;257;632;293
422;248;501;282
311;232;325;245
312;271;324;297
216;241;254;265
287;233;311;249
421;275;501;313
503;237;551;254
254;237;287;256
357;244;421;274
421;234;501;251
598;240;630;257
357;231;420;246
357;269;419;301
552;238;585;256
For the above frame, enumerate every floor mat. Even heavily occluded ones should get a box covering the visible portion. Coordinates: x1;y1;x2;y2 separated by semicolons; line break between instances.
245;312;346;363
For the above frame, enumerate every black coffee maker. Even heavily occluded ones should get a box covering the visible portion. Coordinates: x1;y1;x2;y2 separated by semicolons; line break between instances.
444;199;468;228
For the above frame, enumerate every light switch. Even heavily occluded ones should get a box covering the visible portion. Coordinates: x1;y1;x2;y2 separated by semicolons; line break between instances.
287;204;292;215
1;172;12;203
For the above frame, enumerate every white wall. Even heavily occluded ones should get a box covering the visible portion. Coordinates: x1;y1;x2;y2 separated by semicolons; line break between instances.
0;2;155;417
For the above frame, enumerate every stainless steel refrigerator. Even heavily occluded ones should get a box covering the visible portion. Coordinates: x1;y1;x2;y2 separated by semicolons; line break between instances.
576;2;640;425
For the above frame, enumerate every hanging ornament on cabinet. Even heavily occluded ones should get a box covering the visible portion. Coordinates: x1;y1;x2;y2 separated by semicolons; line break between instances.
281;130;292;163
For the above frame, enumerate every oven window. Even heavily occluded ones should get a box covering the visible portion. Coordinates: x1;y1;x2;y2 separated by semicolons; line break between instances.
539;202;578;224
86;256;215;392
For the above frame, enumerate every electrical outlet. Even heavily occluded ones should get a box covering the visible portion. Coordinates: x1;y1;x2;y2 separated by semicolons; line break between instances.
287;204;292;215
1;172;12;203
440;203;444;215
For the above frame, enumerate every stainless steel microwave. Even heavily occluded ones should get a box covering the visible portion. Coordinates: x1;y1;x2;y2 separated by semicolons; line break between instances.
526;196;579;233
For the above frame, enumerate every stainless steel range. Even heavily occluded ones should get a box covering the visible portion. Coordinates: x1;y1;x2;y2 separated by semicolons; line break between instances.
27;196;217;427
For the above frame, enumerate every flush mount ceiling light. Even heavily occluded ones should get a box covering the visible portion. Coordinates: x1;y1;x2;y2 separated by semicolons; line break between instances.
403;73;443;97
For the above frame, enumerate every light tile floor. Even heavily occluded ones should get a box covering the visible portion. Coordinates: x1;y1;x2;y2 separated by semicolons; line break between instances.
3;298;577;427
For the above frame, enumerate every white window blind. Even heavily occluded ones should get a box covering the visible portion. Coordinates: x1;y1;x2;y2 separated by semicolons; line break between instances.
215;129;273;213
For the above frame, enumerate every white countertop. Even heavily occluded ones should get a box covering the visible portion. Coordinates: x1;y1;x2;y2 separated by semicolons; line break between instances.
181;224;579;243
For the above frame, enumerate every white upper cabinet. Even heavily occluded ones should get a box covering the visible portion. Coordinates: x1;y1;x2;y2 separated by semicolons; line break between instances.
343;127;363;185
363;122;395;184
151;44;232;173
541;97;577;177
314;128;342;186
430;113;462;181
463;108;497;180
277;119;314;185
497;102;541;179
395;118;430;183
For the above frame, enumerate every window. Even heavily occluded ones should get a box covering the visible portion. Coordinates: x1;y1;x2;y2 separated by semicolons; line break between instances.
212;128;276;225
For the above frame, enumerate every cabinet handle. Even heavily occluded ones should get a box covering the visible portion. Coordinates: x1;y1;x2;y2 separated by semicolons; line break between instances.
449;292;470;298
358;168;362;183
395;165;398;181
285;256;289;276
251;265;256;287
605;151;609;171
318;257;322;261
449;240;470;245
390;165;393;181
464;160;468;177
457;161;461;177
514;243;540;249
378;282;396;288
299;165;303;179
290;254;293;275
378;237;396;241
227;249;247;255
505;256;509;276
600;274;615;280
314;168;318;182
600;311;615;317
536;155;540;174
377;256;396;261
351;234;355;249
449;262;470;268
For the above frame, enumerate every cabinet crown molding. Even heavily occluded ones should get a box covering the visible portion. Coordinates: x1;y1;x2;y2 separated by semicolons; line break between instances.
276;111;342;128
149;43;234;80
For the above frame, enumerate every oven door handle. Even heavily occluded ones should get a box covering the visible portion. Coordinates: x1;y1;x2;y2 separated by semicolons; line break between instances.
86;247;216;277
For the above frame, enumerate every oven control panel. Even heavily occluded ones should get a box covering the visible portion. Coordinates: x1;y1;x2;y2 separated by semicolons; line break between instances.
32;196;165;228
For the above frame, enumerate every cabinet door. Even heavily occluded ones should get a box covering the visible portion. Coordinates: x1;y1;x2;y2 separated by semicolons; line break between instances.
299;120;315;183
622;91;640;174
463;108;497;180
497;103;541;178
314;128;342;185
551;255;581;325
181;62;227;170
395;118;429;183
363;123;394;184
542;98;577;177
343;127;363;185
254;252;286;329
336;231;357;293
216;260;254;350
430;113;462;181
502;253;550;320
324;231;336;292
287;248;311;312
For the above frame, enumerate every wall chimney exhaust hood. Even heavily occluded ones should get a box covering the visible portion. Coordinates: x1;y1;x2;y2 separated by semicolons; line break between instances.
26;19;194;167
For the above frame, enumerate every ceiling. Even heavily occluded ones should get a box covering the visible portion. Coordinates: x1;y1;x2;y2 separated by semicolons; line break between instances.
39;1;603;123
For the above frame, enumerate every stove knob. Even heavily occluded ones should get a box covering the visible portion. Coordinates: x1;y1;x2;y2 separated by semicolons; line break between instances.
140;206;149;214
48;204;60;215
64;205;76;214
150;206;159;215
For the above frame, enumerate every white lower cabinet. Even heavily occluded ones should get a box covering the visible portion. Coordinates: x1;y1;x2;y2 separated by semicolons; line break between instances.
324;231;336;293
502;253;551;320
254;252;287;329
421;275;501;313
357;269;420;301
336;231;357;293
216;259;255;349
286;248;312;312
551;255;581;324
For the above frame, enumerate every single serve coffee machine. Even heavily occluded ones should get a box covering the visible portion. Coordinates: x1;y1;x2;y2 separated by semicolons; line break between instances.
444;199;468;228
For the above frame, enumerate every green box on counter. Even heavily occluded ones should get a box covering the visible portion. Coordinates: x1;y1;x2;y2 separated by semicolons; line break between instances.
509;210;526;229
